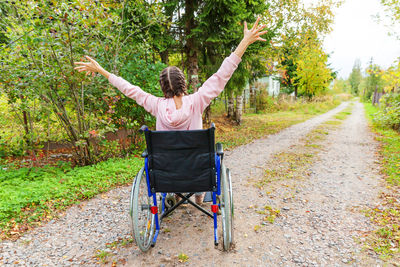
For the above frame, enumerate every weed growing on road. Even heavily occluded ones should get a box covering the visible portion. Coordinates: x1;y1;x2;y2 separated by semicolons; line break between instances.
178;253;189;263
256;205;281;224
94;237;135;265
95;249;112;264
106;237;134;249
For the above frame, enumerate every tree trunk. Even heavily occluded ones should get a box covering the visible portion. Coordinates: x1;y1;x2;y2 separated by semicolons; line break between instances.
160;50;169;65
227;93;234;118
235;94;243;124
250;86;256;108
184;0;200;92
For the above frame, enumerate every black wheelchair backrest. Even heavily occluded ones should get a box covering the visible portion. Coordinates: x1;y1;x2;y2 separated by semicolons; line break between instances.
144;126;217;193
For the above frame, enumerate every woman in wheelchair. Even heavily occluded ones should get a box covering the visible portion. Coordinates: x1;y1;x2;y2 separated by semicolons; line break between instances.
74;17;267;250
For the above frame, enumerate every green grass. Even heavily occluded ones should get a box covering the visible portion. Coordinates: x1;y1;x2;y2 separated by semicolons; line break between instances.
0;156;142;240
363;103;400;262
364;103;400;185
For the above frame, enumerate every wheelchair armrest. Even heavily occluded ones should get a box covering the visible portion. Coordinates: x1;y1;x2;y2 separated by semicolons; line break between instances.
139;125;149;134
141;149;148;158
216;143;224;157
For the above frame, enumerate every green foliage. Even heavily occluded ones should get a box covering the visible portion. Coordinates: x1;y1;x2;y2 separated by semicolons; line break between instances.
265;0;341;96
372;93;400;131
382;58;400;93
362;60;385;101
331;78;350;94
255;89;275;113
364;103;400;185
348;59;362;95
0;156;142;236
364;102;400;262
0;0;123;164
196;0;272;94
294;40;333;98
0;0;164;163
380;0;400;39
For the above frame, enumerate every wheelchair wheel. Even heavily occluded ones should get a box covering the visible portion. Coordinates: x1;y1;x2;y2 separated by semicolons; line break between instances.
130;167;155;252
220;163;233;251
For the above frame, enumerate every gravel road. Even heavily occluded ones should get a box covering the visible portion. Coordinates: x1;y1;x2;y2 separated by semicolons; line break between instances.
0;102;386;266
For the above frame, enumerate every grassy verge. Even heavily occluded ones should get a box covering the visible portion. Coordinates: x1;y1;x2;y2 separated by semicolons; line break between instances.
362;103;400;261
212;98;342;149
364;104;400;185
0;156;142;240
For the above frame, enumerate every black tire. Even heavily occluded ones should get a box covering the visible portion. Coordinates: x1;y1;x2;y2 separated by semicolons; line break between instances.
129;167;155;252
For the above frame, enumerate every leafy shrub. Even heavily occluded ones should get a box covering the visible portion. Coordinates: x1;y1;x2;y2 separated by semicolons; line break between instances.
0;133;26;158
373;93;400;131
255;89;276;112
0;156;142;232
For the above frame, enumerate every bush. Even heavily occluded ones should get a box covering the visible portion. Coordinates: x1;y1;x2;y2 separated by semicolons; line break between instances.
0;156;142;233
255;90;277;112
373;93;400;131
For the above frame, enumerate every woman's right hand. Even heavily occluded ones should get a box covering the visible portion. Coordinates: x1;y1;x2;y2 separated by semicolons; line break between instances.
242;16;268;46
234;16;268;58
74;56;110;79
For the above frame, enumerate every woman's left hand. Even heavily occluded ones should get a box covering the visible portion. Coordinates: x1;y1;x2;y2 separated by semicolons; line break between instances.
74;56;111;79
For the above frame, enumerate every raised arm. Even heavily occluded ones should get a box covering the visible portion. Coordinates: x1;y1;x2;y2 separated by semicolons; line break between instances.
74;56;159;116
193;16;268;112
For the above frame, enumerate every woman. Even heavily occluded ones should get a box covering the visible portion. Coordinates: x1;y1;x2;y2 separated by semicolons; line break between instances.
74;16;267;204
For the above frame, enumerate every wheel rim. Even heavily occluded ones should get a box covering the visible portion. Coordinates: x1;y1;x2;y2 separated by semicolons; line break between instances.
227;168;234;245
221;164;232;251
131;167;155;251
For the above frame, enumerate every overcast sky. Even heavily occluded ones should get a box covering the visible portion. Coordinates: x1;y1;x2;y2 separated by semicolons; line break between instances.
319;0;400;79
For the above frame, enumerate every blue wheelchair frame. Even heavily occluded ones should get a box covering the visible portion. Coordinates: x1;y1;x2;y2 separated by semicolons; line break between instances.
143;153;222;247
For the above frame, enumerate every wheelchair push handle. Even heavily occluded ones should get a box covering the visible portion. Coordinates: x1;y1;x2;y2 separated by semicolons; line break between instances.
139;125;149;134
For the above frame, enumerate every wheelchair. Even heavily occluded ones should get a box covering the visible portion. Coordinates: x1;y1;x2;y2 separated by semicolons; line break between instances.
129;124;234;252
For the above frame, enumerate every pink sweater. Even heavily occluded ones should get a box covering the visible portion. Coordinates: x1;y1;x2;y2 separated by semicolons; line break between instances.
108;53;241;130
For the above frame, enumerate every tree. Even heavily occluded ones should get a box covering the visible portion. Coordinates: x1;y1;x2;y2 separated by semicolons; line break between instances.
363;59;385;101
348;59;362;95
147;0;271;124
332;78;350;94
0;0;164;165
262;0;341;97
382;58;400;93
294;39;332;98
380;0;400;38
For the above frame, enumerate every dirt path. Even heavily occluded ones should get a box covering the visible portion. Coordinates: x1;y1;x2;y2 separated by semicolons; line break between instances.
0;102;385;266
